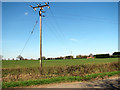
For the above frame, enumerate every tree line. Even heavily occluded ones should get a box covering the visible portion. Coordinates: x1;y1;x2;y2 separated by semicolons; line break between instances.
1;52;120;60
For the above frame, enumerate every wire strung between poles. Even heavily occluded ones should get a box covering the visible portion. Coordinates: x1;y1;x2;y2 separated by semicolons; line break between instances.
19;16;39;56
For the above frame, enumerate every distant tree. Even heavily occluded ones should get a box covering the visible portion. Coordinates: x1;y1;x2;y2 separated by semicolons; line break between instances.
4;58;6;60
55;57;63;60
42;56;46;60
59;56;64;59
81;55;88;59
113;52;120;56
0;55;3;60
38;56;46;60
76;55;82;59
94;54;110;58
17;55;24;60
30;58;33;60
24;58;28;60
47;58;53;60
65;56;73;59
89;53;93;57
112;52;120;58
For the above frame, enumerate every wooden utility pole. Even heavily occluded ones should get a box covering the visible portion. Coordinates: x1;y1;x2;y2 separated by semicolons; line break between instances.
39;9;42;68
30;3;50;69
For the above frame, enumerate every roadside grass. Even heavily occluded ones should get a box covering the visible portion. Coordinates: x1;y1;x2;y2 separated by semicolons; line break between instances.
2;58;118;69
2;71;120;88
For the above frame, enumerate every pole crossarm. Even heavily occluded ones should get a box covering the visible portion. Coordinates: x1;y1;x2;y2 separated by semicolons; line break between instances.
30;3;50;11
32;5;49;9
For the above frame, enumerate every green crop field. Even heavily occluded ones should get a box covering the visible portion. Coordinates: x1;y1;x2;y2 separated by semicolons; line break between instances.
2;58;119;69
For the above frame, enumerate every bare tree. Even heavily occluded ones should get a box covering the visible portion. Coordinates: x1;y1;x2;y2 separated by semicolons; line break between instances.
89;53;93;57
17;55;24;60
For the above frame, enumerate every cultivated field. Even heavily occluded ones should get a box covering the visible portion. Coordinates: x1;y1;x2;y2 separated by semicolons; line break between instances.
2;58;119;69
2;58;119;88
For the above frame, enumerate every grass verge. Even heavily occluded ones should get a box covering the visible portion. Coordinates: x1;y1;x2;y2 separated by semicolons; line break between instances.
3;71;120;88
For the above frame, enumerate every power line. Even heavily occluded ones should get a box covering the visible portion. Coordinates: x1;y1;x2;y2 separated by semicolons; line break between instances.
48;8;70;46
45;10;68;45
44;15;72;56
19;16;39;56
47;14;118;25
43;17;65;44
44;9;72;57
46;5;73;53
49;8;68;39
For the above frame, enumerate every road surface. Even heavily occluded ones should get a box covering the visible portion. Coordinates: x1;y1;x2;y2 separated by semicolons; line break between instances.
25;76;120;89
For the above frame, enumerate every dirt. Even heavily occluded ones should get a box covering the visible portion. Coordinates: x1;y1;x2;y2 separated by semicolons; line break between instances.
21;75;120;89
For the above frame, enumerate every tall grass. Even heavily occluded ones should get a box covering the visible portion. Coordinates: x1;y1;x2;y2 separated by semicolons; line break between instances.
2;62;119;82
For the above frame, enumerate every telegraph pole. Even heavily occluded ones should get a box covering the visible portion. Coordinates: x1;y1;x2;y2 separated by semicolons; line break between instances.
30;3;50;69
40;9;42;68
